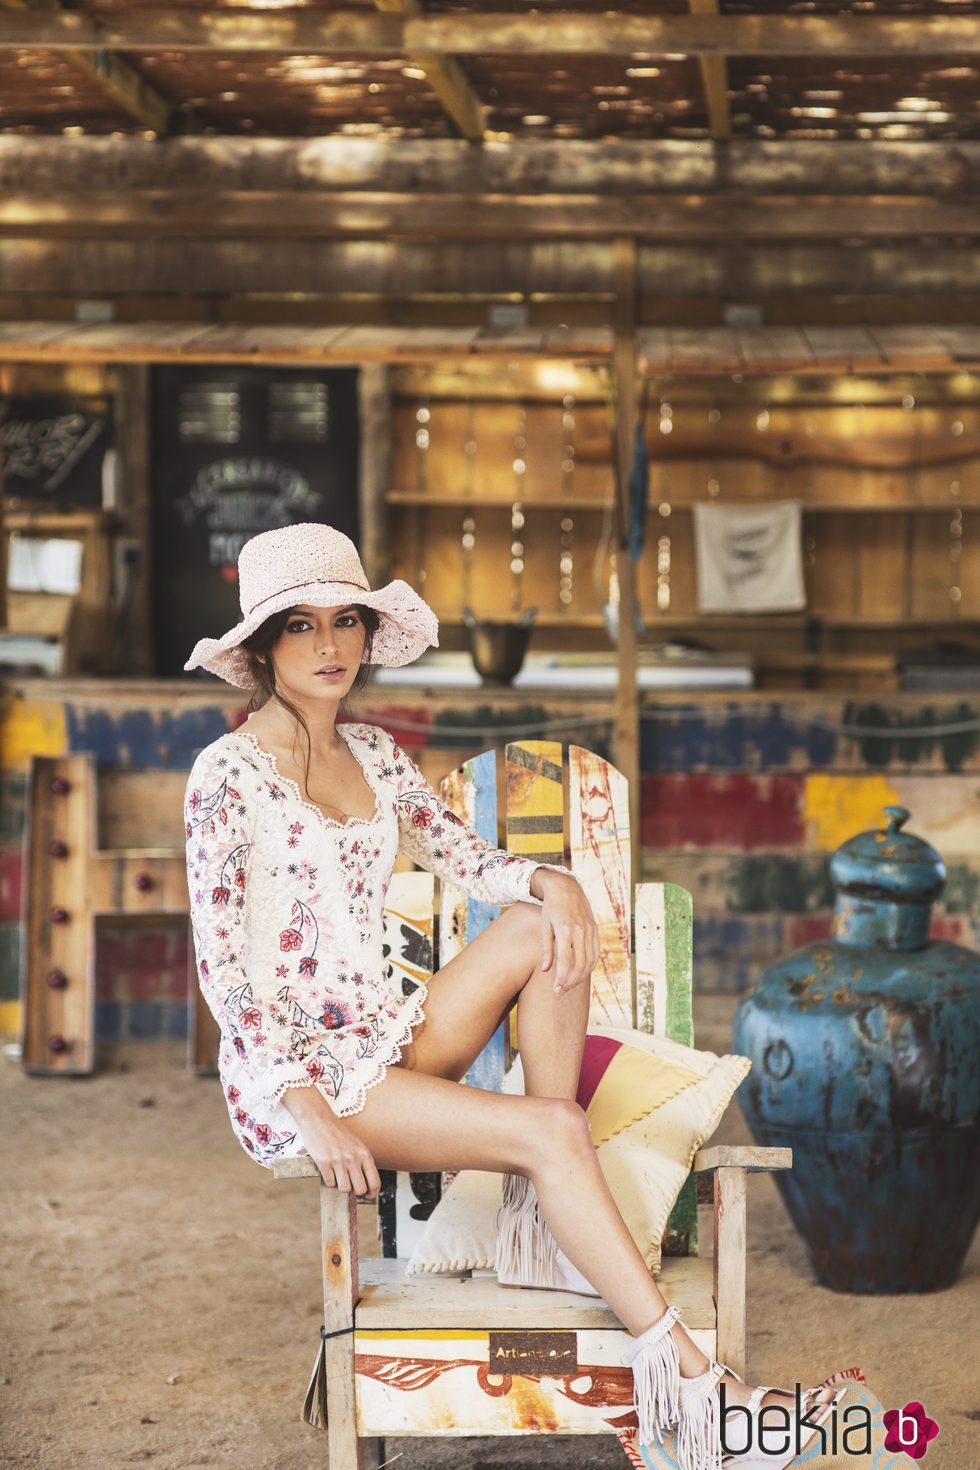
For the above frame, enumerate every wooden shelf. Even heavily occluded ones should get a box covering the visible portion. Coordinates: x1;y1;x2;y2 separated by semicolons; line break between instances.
388;492;976;513
388;491;609;510
5;508;120;531
431;612;979;631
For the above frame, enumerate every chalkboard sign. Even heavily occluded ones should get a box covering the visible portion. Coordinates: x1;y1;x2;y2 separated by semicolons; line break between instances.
151;365;360;677
0;396;110;508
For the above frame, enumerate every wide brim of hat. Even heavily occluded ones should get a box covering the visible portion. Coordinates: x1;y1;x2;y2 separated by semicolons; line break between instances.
183;577;439;688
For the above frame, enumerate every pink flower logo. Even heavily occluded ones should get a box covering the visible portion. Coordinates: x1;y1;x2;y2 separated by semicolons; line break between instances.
254;1123;272;1147
883;1402;940;1459
211;886;231;907
279;928;302;951
226;1085;240;1104
239;1007;262;1030
411;806;434;829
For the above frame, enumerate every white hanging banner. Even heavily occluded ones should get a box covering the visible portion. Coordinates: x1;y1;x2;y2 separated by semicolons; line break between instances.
692;500;806;614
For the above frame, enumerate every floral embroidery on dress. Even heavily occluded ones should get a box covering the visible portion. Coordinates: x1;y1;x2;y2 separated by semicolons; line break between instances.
185;720;573;1169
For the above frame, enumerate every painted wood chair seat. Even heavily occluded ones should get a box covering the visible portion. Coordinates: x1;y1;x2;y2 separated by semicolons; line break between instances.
273;740;790;1467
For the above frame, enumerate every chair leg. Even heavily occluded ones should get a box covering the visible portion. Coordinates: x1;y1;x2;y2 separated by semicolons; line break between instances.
320;1186;368;1467
712;1167;747;1379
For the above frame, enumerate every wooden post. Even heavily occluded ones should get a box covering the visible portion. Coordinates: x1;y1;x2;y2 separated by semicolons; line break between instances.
612;237;641;880
358;363;391;589
713;1167;747;1379
113;365;154;674
0;410;6;632
320;1185;380;1468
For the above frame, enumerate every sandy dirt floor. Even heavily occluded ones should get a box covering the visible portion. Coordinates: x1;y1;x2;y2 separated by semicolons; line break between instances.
2;997;977;1470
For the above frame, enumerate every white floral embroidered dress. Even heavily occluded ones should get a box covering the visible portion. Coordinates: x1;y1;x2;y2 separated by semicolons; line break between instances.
184;720;569;1167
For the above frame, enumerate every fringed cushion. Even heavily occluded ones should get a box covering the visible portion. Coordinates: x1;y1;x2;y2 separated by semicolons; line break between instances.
406;1026;750;1279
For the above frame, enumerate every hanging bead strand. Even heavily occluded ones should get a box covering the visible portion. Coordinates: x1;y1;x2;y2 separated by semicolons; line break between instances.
511;404;527;613
461;400;478;610
657;381;672;612
559;393;576;613
414;396;430;593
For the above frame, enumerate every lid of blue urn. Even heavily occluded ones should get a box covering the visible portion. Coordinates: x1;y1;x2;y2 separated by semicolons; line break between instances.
830;806;946;903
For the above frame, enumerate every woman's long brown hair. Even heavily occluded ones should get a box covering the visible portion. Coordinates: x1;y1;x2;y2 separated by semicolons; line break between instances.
239;604;382;797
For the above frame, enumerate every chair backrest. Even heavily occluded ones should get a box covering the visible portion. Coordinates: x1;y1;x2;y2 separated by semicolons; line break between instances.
380;740;696;1260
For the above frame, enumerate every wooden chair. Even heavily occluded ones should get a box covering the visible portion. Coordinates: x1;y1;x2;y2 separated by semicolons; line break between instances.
273;740;790;1467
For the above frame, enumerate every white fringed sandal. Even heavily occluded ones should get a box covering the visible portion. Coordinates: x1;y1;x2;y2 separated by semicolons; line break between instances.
621;1303;683;1449
494;1173;600;1296
677;1359;738;1470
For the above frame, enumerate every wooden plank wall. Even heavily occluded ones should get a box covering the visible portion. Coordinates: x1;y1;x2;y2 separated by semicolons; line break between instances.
386;385;980;679
1;683;977;1038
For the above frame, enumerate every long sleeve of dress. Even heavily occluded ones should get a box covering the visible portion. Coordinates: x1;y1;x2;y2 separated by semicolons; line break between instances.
184;745;320;1114
386;731;577;907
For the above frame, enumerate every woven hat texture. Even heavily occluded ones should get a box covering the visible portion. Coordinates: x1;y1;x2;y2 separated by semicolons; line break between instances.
184;523;438;687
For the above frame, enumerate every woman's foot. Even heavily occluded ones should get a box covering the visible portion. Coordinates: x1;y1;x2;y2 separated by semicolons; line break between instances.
718;1370;839;1418
679;1361;843;1467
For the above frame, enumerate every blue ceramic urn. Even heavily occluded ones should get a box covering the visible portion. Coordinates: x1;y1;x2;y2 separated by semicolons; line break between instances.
732;806;980;1293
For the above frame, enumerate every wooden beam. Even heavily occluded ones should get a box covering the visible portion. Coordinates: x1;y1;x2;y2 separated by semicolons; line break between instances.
374;0;485;143
1;192;977;241
3;11;980;56
0;0;174;134
689;0;731;143
0;318;978;374
3;238;978;303
4;292;980;331
0;320;618;366
3;139;979;199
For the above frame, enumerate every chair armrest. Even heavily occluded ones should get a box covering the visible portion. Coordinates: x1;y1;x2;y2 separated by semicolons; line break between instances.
273;1157;320;1180
692;1145;792;1174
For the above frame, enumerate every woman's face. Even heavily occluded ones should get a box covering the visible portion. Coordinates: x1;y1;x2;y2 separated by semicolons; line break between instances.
266;604;368;707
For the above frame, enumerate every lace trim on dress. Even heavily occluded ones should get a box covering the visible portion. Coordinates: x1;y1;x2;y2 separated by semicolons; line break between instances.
261;980;430;1126
232;724;383;832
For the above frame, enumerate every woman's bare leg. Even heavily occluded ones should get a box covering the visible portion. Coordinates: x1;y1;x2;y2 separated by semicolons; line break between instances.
344;1063;690;1343
374;906;835;1422
400;900;590;1099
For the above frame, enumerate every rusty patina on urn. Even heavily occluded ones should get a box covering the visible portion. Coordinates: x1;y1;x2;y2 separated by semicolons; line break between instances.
732;806;980;1293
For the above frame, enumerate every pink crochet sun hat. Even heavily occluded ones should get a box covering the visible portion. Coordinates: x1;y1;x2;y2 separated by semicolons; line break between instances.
184;522;439;688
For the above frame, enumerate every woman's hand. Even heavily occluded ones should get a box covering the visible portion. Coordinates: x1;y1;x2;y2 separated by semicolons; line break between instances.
530;868;601;996
280;1084;382;1199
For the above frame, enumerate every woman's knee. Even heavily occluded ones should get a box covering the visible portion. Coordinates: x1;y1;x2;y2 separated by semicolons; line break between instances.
522;1096;592;1166
500;900;539;940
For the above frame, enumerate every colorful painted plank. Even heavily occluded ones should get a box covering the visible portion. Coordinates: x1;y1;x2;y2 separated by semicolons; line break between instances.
504;741;566;1052
438;751;507;1093
634;883;694;1047
504;741;566;866
634;882;697;1256
568;745;632;1028
353;1319;715;1437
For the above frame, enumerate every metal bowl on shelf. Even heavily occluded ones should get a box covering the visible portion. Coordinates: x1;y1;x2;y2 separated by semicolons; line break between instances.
461;606;537;686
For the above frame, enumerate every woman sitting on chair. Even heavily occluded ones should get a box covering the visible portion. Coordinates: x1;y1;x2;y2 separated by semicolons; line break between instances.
183;523;839;1470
